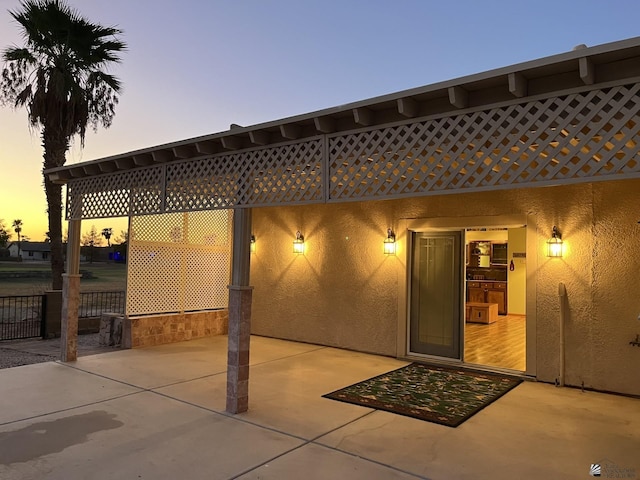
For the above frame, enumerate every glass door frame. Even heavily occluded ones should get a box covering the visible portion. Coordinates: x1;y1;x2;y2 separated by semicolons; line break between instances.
395;215;536;377
407;229;465;359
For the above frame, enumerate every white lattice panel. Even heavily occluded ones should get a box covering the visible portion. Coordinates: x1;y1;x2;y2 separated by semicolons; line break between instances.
328;84;640;200
183;250;230;311
67;85;640;219
67;167;164;219
126;210;232;316
165;139;324;211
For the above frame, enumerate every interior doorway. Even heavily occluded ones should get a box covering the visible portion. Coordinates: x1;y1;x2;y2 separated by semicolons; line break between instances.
463;227;527;371
406;224;527;373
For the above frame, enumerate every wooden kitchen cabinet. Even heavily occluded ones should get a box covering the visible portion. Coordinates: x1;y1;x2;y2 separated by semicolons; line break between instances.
466;281;507;315
467;282;486;303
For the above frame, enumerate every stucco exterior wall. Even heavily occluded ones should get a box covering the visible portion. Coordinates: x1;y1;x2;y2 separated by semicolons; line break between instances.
250;179;640;396
250;202;399;356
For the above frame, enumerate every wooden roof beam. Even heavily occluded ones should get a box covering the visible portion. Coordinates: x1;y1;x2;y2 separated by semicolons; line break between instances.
221;136;242;150
448;86;468;109
353;107;374;126
579;57;595;85
172;145;195;159
98;162;117;173
152;150;173;163
49;171;70;184
249;130;270;146
115;158;135;170
397;97;418;118
280;124;301;140
133;154;154;166
314;116;335;133
82;164;101;176
195;141;217;154
508;72;527;98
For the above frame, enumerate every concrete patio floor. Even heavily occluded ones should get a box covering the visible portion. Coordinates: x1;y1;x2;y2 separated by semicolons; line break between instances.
0;335;638;480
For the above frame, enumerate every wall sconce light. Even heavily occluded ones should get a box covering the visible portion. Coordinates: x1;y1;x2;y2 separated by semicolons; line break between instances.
546;226;563;257
293;230;304;254
384;228;396;255
250;234;256;253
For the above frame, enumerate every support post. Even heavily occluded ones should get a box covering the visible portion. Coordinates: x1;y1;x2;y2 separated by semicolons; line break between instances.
61;219;82;362
226;208;253;414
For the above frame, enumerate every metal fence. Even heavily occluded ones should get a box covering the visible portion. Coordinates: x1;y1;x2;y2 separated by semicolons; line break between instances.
0;295;45;340
79;291;125;319
0;291;125;341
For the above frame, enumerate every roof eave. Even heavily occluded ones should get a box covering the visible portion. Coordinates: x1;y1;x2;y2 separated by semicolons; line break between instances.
46;36;640;184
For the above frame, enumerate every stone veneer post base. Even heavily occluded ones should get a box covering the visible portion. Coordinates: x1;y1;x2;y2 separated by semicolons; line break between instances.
60;274;82;362
226;285;253;414
128;310;228;348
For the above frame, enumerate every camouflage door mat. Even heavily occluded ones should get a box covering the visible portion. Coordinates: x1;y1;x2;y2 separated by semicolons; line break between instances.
323;363;522;427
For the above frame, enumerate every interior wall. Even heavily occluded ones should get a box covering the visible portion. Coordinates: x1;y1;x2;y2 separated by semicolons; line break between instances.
507;228;527;315
250;178;640;396
466;230;508;242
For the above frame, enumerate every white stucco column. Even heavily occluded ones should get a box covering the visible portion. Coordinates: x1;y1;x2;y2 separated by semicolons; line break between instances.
226;208;253;414
61;219;81;362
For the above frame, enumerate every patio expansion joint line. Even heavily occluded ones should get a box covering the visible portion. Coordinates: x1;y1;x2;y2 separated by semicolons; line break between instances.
57;360;160;391
0;391;141;428
144;369;228;390
148;389;309;442
248;344;331;369
306;412;434;480
51;344;331;399
225;409;432;480
57;361;234;400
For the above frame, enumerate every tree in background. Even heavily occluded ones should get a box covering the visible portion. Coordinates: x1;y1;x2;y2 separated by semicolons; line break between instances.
12;219;23;258
0;0;126;289
81;225;102;263
102;227;112;262
0;219;11;248
101;227;112;247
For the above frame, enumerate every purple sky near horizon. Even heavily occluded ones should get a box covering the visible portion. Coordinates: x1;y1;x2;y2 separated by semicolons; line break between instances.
1;0;639;241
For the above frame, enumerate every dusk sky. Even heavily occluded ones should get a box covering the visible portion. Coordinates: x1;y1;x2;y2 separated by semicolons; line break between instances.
1;0;639;242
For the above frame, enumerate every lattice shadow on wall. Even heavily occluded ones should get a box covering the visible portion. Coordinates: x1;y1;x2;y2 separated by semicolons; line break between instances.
126;210;232;316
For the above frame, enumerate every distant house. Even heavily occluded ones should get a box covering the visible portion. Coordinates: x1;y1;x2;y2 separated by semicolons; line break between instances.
8;241;51;261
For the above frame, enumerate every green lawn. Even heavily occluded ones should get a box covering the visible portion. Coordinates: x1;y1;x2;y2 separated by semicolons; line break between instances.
0;262;127;296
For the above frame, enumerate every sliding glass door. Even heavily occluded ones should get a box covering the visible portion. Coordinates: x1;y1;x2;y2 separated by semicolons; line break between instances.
409;231;463;358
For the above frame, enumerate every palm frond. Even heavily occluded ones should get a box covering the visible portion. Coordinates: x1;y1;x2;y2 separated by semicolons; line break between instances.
1;0;126;145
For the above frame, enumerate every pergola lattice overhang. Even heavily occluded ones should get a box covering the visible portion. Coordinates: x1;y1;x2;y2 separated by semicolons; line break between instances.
46;38;640;219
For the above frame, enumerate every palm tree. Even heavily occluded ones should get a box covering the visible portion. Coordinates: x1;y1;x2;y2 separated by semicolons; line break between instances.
102;227;112;262
12;219;23;259
101;227;112;247
0;0;125;289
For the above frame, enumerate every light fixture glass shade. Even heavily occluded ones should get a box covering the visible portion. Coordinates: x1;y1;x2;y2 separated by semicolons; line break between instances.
546;226;563;257
384;228;396;255
250;235;256;253
293;231;304;254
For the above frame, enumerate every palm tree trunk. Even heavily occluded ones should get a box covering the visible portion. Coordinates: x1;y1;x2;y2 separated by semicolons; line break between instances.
44;176;65;290
42;128;69;291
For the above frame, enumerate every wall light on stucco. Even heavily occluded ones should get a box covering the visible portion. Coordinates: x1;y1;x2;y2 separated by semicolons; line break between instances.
250;235;256;254
384;228;396;255
293;230;305;254
546;226;563;257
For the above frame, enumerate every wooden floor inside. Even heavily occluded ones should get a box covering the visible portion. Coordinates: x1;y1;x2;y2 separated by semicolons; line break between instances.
464;314;526;371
